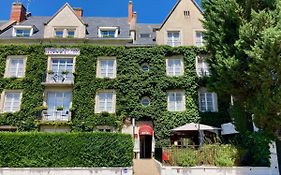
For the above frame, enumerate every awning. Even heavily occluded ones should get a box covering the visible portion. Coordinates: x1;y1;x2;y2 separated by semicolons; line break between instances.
139;125;153;136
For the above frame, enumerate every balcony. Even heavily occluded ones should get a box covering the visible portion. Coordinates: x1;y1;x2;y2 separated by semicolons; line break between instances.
42;71;74;86
41;110;71;122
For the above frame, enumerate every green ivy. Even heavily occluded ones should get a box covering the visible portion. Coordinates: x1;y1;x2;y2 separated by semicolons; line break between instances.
0;132;133;167
0;45;230;145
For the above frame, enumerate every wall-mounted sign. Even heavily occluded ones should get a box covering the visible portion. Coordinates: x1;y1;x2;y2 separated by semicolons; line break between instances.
45;48;80;55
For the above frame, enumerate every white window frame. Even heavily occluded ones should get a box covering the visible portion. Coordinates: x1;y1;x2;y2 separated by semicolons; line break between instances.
0;90;23;113
166;31;182;47
47;56;76;82
12;26;33;37
167;90;186;112
194;30;205;47
98;27;119;38
4;56;27;78
96;57;117;78
198;88;218;112
196;56;210;77
166;56;184;76
95;90;116;113
53;28;76;38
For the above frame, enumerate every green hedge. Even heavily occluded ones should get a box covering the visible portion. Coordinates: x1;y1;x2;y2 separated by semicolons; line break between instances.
0;132;133;167
167;144;238;167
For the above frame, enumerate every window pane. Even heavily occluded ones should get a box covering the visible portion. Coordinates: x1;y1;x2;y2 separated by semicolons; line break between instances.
99;59;115;78
8;58;25;78
55;30;63;37
3;92;21;112
67;30;75;37
98;92;114;112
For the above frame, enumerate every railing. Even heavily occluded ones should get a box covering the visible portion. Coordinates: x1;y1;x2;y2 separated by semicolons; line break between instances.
42;72;74;84
41;110;71;121
198;68;210;77
167;40;182;47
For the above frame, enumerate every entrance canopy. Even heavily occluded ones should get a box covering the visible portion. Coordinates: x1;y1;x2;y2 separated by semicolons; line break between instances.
171;122;220;132
139;125;153;136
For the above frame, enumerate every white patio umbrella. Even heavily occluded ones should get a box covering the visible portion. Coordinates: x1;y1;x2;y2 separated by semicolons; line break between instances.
171;122;221;146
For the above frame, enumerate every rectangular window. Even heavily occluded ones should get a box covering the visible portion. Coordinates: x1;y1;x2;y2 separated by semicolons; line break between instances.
95;91;116;113
55;30;63;38
5;57;26;78
168;91;185;112
98;27;118;38
166;57;184;76
167;31;181;47
15;29;31;37
2;91;22;113
101;30;116;38
48;58;74;83
195;31;205;47
44;91;72;121
140;33;151;38
67;30;75;38
199;91;217;112
197;57;209;77
97;57;116;78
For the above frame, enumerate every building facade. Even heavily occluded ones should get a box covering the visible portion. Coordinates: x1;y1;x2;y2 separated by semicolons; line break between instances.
0;0;229;159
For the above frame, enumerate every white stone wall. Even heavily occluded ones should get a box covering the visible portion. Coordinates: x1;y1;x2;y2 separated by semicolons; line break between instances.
0;167;132;175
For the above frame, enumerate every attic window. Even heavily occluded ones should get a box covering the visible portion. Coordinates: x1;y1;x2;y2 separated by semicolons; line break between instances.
12;26;33;37
140;33;151;38
184;10;190;17
98;27;119;38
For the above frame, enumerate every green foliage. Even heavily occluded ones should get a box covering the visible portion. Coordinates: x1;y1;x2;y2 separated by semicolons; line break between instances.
0;132;133;167
238;131;273;166
168;144;238;167
172;148;197;167
0;45;229;145
202;0;281;135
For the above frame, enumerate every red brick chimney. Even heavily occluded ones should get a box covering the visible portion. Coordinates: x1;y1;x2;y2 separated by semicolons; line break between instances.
73;8;83;17
128;1;133;23
10;2;27;23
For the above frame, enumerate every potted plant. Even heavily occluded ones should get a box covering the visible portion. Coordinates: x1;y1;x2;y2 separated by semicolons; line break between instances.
56;106;64;111
61;70;69;75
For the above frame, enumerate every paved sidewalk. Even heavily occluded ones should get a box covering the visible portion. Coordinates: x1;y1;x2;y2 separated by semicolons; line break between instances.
133;159;160;175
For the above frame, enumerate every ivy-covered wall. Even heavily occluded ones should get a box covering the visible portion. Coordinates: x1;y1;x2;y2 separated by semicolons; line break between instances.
0;45;231;145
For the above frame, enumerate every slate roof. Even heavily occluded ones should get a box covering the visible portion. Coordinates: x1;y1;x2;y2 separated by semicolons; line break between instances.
0;16;48;39
134;23;160;45
83;17;130;38
0;16;132;39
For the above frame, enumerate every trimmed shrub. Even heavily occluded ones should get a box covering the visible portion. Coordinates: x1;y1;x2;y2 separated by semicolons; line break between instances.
0;132;133;167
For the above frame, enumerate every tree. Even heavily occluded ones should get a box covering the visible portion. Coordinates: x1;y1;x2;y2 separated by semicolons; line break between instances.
202;0;281;134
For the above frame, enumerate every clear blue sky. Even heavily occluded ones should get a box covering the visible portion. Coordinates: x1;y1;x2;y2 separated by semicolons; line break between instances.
0;0;201;23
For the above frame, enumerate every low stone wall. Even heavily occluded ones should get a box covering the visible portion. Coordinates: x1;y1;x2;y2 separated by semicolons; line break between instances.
158;166;278;175
0;167;132;175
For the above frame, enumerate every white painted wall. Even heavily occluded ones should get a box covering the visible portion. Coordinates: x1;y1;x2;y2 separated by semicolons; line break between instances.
0;167;132;175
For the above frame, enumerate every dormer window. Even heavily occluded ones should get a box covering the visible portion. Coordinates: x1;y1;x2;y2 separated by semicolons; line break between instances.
98;27;119;38
54;28;76;38
67;30;75;38
12;26;33;37
55;30;63;38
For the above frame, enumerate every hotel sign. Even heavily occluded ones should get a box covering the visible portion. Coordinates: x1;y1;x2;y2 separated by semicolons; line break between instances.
45;48;80;55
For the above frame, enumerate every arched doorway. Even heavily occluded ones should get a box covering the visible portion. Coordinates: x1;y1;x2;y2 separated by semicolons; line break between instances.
139;125;153;159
